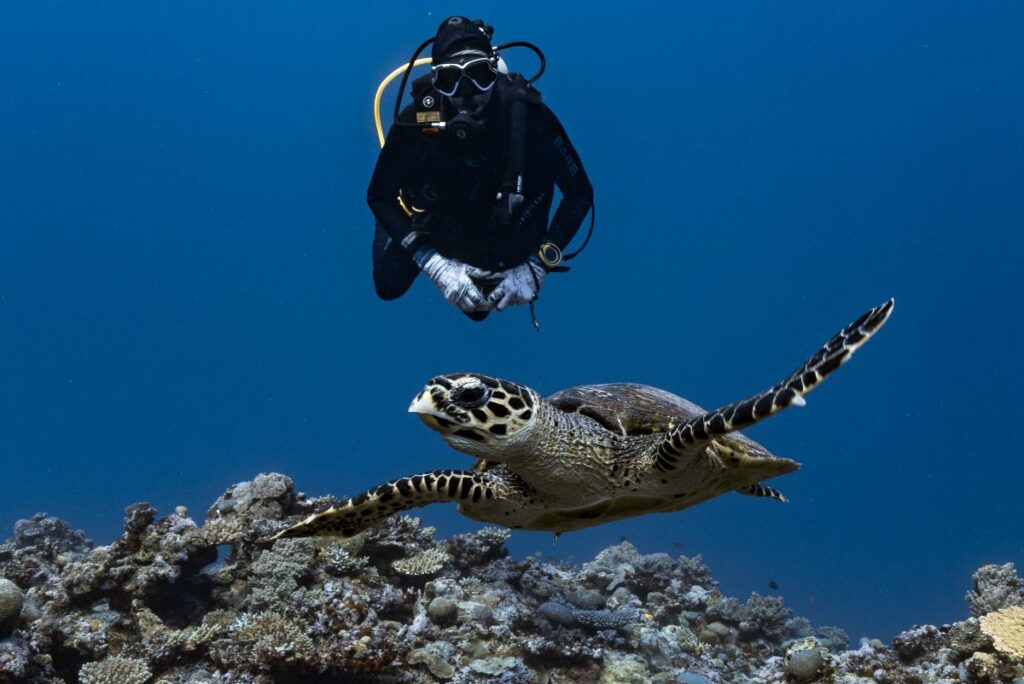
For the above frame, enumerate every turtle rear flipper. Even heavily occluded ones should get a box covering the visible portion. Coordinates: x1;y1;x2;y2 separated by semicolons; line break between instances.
656;299;893;470
274;469;500;540
737;482;788;503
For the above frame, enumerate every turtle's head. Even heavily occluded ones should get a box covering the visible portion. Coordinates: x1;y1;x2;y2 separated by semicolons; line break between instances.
409;373;539;456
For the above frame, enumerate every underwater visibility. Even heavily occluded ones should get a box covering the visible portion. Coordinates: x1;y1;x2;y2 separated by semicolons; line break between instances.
2;2;1023;682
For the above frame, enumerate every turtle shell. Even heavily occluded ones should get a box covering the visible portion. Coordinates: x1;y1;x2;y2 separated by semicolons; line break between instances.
546;383;707;436
548;382;771;456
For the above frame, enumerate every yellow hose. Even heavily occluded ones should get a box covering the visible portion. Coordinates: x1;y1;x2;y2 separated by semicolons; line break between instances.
374;57;432;148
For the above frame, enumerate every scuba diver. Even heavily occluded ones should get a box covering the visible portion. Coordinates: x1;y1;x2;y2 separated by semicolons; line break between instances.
368;16;593;323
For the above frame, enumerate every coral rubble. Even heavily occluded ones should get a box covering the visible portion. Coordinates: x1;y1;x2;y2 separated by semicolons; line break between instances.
0;472;1022;683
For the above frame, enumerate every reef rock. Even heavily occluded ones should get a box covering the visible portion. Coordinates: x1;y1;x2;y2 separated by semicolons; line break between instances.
0;472;1022;683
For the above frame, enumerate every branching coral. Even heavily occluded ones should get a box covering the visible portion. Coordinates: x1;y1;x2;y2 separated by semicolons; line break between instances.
227;611;317;666
78;656;151;684
393;546;449;576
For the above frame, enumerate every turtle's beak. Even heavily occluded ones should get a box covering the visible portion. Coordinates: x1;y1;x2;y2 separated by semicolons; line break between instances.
409;389;454;433
408;390;438;416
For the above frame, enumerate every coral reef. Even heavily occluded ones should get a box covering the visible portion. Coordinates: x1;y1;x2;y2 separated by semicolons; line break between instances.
0;472;1021;683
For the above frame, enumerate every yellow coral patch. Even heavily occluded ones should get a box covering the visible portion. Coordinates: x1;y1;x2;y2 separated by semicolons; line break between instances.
979;605;1024;660
393;546;449;575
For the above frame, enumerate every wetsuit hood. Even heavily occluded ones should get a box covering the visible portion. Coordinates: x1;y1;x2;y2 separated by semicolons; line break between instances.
431;17;494;64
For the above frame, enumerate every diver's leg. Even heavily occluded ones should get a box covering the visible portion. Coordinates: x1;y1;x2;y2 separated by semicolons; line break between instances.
372;222;419;300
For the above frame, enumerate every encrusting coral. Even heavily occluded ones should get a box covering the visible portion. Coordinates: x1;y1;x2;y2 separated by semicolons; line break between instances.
1;471;1023;683
981;606;1024;661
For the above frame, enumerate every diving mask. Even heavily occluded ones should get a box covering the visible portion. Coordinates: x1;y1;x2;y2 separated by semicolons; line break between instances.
432;57;498;97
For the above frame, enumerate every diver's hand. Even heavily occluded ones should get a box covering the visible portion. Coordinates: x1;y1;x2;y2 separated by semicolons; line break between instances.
488;257;547;312
416;250;491;313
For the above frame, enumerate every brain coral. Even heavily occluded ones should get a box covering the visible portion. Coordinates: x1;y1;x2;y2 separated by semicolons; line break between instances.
979;605;1024;660
0;579;23;622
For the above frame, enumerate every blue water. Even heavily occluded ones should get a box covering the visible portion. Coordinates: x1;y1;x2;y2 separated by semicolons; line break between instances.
2;2;1022;641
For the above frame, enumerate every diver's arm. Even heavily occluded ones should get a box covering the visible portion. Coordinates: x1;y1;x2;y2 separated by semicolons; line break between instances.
538;105;594;251
366;125;431;254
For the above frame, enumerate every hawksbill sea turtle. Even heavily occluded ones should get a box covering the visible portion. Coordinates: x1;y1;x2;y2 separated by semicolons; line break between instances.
275;299;893;540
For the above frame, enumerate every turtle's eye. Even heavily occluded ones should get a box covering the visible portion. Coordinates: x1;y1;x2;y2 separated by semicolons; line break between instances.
451;383;490;409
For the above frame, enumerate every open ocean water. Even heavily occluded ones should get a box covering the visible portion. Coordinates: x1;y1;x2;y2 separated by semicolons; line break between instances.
2;2;1022;641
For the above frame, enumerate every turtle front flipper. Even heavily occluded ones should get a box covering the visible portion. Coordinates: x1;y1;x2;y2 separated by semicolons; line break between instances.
656;299;893;470
274;469;497;540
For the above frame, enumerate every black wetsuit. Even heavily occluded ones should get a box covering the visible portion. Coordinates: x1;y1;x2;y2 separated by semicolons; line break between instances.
367;82;593;301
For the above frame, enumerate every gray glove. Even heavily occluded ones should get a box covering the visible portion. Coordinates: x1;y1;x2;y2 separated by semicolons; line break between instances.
415;249;492;313
488;257;547;312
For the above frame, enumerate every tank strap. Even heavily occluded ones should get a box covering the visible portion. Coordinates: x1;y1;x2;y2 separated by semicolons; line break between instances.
495;74;542;226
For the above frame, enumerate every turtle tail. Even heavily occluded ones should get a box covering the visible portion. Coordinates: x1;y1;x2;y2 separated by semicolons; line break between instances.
273;469;493;540
657;299;893;467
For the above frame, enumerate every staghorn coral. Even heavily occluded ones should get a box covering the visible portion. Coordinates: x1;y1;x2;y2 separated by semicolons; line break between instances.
78;655;151;684
980;606;1024;661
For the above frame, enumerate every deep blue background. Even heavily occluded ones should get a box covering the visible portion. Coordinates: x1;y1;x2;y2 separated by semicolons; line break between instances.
2;2;1022;640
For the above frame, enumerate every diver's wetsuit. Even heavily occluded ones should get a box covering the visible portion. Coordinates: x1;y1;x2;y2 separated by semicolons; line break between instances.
367;84;593;302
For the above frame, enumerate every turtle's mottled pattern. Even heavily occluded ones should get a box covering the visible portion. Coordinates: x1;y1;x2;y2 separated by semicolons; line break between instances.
276;300;893;540
277;467;535;538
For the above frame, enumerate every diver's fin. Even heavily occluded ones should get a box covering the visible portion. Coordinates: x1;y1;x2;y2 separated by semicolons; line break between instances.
656;299;893;470
273;470;490;540
737;482;788;503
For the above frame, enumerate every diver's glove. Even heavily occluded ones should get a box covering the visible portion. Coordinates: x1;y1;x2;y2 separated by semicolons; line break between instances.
488;257;547;312
414;248;491;313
